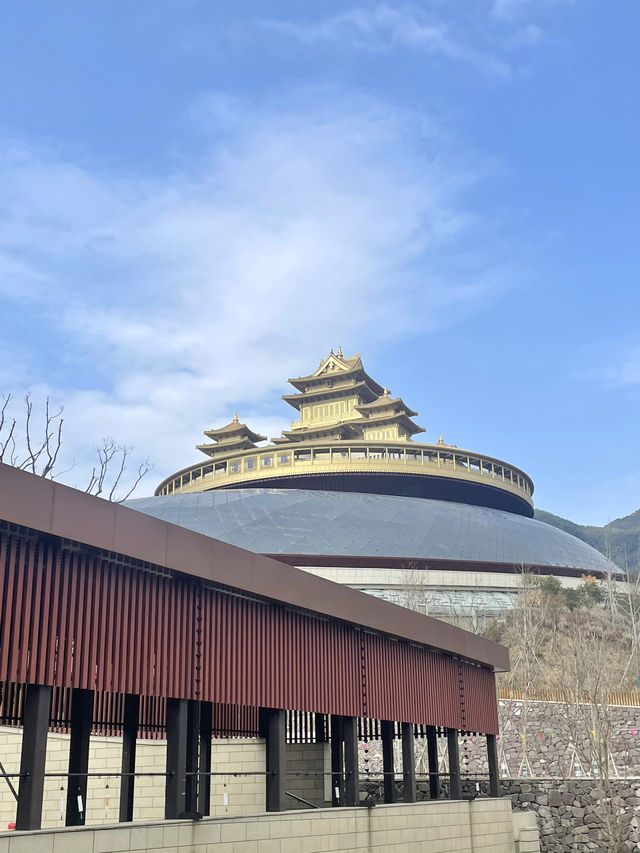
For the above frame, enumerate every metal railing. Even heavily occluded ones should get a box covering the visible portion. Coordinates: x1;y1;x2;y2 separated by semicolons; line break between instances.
157;441;534;506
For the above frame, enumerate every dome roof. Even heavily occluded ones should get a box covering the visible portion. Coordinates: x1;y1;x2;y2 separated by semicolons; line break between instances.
126;488;612;574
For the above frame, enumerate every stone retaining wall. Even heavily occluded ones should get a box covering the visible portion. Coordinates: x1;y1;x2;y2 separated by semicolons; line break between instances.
503;778;640;853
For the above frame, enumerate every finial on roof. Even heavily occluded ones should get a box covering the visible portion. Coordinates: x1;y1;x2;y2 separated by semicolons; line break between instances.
330;347;334;356
383;386;390;397
438;434;444;445
233;412;239;423
337;346;343;357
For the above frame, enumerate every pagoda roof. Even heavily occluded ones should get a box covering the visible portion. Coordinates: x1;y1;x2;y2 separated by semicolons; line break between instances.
197;436;264;457
202;415;266;445
287;350;384;395
283;381;379;410
277;422;360;443
359;411;426;436
355;390;419;418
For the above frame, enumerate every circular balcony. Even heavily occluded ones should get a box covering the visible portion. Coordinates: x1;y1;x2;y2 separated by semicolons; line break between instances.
155;441;534;517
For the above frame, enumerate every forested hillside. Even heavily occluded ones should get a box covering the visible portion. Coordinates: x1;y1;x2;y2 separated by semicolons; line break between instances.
535;508;640;570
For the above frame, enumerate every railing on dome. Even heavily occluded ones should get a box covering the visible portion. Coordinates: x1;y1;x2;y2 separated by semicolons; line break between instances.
155;441;534;507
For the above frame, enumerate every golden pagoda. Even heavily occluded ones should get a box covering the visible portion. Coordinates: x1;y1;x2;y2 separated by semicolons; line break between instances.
156;350;534;517
275;349;424;444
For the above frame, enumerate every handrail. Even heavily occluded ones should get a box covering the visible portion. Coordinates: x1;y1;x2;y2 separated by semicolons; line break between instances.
499;687;640;706
284;791;320;808
156;440;534;505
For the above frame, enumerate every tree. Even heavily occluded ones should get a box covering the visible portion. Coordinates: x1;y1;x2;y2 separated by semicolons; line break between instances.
0;393;151;502
553;604;628;852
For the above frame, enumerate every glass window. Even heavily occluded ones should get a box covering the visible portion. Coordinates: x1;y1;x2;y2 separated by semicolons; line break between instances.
261;456;273;467
245;457;256;470
278;453;291;465
229;461;240;474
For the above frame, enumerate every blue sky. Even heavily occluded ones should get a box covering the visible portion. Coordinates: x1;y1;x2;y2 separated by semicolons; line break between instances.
1;1;638;525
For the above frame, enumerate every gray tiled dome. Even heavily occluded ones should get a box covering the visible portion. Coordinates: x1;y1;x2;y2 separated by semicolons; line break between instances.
126;489;612;573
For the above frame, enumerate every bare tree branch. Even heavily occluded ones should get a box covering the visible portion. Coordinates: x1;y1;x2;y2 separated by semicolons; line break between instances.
0;395;17;465
0;393;151;501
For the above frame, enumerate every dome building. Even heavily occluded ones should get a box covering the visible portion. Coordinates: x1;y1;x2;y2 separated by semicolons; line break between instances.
129;350;612;619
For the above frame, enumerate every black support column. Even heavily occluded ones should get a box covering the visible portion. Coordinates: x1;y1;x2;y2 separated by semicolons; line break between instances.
16;684;52;831
66;688;93;826
198;701;212;816
426;726;439;799
381;720;396;804
184;700;200;815
330;714;344;806
447;728;461;800
487;733;499;798
401;722;416;803
264;708;286;812
119;693;139;822
165;698;188;819
342;716;359;807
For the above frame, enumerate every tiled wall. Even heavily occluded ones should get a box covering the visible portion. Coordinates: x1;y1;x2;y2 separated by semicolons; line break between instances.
0;727;268;829
0;727;333;829
0;798;515;853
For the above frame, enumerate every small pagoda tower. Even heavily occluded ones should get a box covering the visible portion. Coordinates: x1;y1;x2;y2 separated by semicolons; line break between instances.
353;387;425;442
196;414;266;458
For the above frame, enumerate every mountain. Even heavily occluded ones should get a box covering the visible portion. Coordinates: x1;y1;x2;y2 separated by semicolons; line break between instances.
535;508;640;571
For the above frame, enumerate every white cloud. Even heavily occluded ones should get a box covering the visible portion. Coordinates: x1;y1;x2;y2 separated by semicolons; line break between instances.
492;0;534;20
589;349;640;388
506;23;544;48
260;5;511;77
0;91;506;494
492;0;573;21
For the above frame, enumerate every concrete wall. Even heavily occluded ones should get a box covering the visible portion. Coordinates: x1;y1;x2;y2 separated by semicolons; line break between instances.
0;798;515;853
285;743;330;809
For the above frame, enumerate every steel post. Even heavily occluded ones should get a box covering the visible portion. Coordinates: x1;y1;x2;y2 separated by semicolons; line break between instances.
66;688;93;826
487;733;499;798
198;701;213;816
264;708;286;812
401;722;416;803
381;720;396;803
16;684;52;831
119;693;139;822
342;716;359;807
330;714;345;806
426;725;439;799
165;698;188;819
447;728;461;800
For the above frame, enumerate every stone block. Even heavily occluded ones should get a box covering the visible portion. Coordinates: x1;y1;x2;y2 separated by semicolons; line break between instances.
93;827;132;852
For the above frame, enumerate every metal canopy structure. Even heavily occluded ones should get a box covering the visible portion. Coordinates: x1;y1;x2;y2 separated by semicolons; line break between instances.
0;463;506;830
